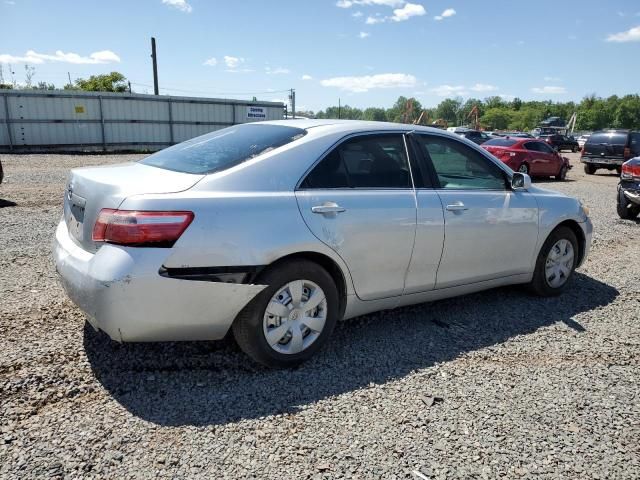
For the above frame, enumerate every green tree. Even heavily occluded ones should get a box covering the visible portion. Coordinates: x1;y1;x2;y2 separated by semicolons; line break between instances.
614;95;640;129
481;108;512;130
67;71;128;92
434;98;462;125
362;107;388;122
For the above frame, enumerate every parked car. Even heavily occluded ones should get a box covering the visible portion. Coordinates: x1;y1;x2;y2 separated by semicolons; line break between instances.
538;134;579;152
54;120;592;367
482;137;572;180
577;134;590;150
501;132;534;139
617;157;640;219
453;128;493;145
581;130;640;175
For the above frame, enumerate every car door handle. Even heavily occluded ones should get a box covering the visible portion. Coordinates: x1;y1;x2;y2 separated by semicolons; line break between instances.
311;203;346;215
445;202;468;212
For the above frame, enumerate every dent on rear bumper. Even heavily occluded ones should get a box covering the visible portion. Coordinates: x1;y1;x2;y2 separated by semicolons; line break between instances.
53;221;266;342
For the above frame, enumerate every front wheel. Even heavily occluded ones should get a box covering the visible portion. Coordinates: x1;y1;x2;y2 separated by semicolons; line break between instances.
528;226;578;297
232;259;339;368
584;164;596;175
617;188;640;220
555;165;568;181
571;146;577;153
518;163;529;175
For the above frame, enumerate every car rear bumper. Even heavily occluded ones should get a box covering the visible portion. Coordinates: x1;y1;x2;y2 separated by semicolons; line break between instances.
581;157;624;166
620;181;640;205
53;220;266;342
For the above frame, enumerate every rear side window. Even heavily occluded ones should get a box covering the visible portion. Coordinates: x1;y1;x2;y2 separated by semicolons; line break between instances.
587;132;627;146
524;142;542;152
484;138;518;147
140;124;307;174
301;134;411;189
630;132;640;155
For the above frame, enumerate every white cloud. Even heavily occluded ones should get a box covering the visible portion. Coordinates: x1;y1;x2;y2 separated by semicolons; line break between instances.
430;84;468;96
391;3;426;22
606;25;640;42
203;57;217;67
359;31;371;38
301;74;313;80
470;83;498;92
352;10;363;17
543;76;561;82
0;49;120;65
223;55;244;69
336;0;404;7
161;0;192;13
265;66;290;75
365;15;385;24
434;8;456;20
320;73;417;92
531;86;567;94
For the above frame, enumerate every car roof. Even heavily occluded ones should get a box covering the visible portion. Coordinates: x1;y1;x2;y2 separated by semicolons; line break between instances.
260;118;459;136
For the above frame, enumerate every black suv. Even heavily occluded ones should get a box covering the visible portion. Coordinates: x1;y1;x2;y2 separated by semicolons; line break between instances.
454;128;493;145
581;129;640;175
539;134;579;152
617;157;640;219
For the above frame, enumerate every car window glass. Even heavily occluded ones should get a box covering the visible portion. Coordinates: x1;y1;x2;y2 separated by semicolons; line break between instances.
587;132;627;145
524;142;540;152
301;134;411;189
540;142;556;154
629;133;640;154
484;138;518;147
415;135;506;190
140;124;306;175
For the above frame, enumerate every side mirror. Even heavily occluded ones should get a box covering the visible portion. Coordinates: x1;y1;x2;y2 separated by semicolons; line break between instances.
511;172;532;190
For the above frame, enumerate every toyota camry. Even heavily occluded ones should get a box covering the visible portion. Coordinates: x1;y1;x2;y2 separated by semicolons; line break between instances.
54;120;593;367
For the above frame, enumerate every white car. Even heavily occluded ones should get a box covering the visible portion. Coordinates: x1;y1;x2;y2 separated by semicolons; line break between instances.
54;120;593;367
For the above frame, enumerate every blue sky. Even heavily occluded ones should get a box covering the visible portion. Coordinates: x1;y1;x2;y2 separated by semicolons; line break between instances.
1;0;639;112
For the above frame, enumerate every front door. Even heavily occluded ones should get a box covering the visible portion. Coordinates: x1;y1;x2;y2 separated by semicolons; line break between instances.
296;133;417;300
412;134;539;289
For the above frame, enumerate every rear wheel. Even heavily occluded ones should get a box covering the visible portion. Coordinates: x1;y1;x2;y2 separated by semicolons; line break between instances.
584;164;596;175
232;260;339;368
555;165;568;181
529;226;578;297
616;166;622;175
617;188;640;220
518;163;529;175
571;146;577;153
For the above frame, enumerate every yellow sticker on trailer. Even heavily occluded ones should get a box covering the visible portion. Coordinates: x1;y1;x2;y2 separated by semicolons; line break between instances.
74;106;85;114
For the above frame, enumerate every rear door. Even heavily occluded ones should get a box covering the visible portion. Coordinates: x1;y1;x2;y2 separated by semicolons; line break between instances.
523;142;548;175
296;133;419;300
412;134;539;289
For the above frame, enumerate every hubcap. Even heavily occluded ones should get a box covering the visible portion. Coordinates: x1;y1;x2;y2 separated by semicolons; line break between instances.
518;164;528;173
545;239;574;288
262;280;327;355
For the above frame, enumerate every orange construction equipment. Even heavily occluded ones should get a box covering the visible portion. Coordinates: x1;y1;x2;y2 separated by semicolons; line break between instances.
467;105;480;130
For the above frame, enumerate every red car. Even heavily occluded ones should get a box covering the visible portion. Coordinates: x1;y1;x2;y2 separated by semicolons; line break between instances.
482;137;571;180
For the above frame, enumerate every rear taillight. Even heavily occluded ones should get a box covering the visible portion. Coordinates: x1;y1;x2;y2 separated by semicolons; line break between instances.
92;209;194;247
621;161;640;180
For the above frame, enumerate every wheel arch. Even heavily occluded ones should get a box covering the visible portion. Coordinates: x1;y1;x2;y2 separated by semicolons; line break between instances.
262;251;349;319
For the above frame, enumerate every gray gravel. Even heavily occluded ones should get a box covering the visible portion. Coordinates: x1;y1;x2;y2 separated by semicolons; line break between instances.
0;153;639;479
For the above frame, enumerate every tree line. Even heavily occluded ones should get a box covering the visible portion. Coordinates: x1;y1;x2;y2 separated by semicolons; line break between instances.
312;94;640;132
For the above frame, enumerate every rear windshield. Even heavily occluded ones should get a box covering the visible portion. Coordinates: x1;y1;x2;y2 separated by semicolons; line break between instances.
140;124;307;174
483;138;518;147
586;132;627;146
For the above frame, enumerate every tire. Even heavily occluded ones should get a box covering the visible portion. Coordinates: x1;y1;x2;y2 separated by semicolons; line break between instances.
555;165;568;181
615;166;622;175
584;164;596;175
571;146;577;153
528;226;579;297
518;163;529;175
232;259;339;368
617;188;640;220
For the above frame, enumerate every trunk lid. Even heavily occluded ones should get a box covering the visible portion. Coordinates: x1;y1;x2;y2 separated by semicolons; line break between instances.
63;162;203;251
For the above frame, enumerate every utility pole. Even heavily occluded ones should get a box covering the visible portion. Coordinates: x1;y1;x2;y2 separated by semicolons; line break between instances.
151;37;159;95
289;88;296;119
67;72;72;88
338;98;341;119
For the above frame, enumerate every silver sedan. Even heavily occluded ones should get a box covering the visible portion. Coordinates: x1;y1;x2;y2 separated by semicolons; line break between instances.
54;120;593;367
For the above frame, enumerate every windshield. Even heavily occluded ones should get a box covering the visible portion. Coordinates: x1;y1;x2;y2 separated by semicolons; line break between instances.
140;124;307;174
483;138;518;147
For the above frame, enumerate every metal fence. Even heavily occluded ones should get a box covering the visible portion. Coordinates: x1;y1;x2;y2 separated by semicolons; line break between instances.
0;90;284;153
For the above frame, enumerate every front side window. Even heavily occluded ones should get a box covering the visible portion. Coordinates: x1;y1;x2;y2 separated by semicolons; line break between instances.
538;142;556;154
524;142;541;152
415;135;507;190
140;124;307;174
301;134;411;189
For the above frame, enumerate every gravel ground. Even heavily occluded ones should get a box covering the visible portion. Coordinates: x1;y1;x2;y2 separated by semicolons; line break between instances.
0;153;638;479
